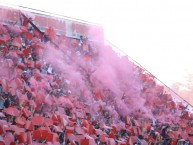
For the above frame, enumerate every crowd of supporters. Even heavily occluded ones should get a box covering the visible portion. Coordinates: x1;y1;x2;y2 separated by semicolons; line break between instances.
0;13;193;145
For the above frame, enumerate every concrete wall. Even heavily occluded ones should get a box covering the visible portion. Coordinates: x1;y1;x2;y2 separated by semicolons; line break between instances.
0;5;104;43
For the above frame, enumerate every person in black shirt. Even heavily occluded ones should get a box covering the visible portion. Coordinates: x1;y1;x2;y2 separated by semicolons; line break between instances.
161;125;169;145
4;97;10;108
59;132;64;144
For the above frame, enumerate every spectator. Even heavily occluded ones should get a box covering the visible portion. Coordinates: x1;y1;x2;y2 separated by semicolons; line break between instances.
59;132;65;144
161;125;170;145
4;97;10;108
0;95;4;109
136;135;144;145
150;124;156;139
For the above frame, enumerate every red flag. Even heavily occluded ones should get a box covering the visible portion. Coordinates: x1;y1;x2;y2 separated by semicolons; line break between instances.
23;32;33;40
181;111;189;119
4;106;20;117
31;114;44;126
45;27;56;40
125;116;131;126
80;138;89;145
166;101;176;109
4;132;15;145
25;121;33;131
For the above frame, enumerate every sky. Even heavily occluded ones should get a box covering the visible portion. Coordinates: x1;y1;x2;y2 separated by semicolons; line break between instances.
1;0;193;102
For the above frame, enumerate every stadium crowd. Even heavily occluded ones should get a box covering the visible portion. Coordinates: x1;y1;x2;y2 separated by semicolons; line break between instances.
0;13;193;145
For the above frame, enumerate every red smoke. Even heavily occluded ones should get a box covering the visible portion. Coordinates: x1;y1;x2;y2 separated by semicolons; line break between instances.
172;74;193;106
